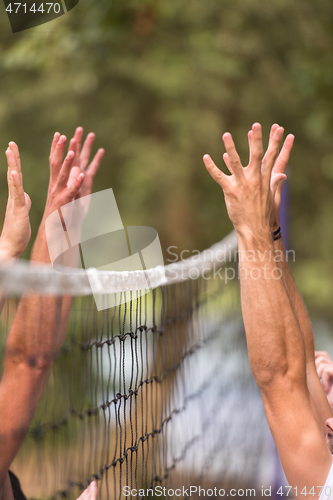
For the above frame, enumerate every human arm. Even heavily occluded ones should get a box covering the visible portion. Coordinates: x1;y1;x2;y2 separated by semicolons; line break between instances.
203;123;332;497
53;127;105;337
0;136;84;492
315;351;333;411
265;125;333;432
0;143;31;313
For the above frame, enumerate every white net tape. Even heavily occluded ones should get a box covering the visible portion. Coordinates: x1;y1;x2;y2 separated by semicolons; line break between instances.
0;231;238;296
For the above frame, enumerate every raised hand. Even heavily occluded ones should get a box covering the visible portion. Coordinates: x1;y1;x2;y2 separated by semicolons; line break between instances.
45;129;104;267
247;124;294;232
0;142;31;261
67;126;105;199
44;133;84;221
203;123;287;239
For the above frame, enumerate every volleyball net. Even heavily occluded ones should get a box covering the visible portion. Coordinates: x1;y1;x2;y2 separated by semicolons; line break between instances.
0;230;273;500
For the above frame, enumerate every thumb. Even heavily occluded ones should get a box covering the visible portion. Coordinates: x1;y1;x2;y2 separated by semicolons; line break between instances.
271;173;287;198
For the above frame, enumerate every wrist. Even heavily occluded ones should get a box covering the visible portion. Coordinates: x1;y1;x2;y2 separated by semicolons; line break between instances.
270;220;280;233
272;226;282;242
236;227;272;250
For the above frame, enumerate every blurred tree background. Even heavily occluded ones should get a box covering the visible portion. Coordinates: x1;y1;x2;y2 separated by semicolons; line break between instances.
1;0;333;320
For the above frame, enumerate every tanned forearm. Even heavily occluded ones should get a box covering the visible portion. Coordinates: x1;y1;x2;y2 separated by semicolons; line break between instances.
238;231;307;390
0;221;63;481
274;236;332;429
0;137;85;486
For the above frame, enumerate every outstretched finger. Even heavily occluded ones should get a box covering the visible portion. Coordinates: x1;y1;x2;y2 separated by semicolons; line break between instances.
8;141;22;174
222;133;244;177
86;148;105;178
56;151;75;190
49;132;61;161
269;124;280;143
50;135;67;181
73;127;84;155
247;130;252;150
272;134;295;175
10;171;27;208
68;137;81;169
248;123;263;171
6;146;18;179
80;132;96;171
261;126;284;180
249;124;280;165
222;152;234;175
203;154;228;190
248;125;277;151
69;127;84;168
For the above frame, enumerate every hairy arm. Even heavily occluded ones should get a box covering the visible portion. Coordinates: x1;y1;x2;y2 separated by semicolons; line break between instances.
238;230;331;493
274;236;333;432
204;123;332;497
265;125;333;432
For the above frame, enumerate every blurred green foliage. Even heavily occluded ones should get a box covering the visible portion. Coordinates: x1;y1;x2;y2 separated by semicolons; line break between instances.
1;0;333;318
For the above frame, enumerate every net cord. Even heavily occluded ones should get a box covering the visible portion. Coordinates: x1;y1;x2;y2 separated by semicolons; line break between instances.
0;231;237;296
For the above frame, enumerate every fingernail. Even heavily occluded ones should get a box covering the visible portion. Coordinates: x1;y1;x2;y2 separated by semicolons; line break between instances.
58;135;66;144
78;173;84;181
253;123;261;132
66;151;74;160
223;133;232;142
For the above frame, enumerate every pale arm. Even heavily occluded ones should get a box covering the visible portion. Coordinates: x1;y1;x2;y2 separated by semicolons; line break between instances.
0;143;31;314
55;127;105;343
